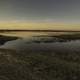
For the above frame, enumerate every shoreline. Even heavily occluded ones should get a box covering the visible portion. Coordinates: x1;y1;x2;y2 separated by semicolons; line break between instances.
0;30;80;32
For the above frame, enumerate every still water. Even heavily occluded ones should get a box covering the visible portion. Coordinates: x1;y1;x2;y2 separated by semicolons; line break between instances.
0;31;80;53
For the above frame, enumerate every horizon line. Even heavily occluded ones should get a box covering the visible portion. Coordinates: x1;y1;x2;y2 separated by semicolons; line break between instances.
0;29;80;32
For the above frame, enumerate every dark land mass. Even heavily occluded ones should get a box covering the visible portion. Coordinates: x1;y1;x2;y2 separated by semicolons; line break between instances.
0;48;80;80
53;33;80;41
0;29;80;32
51;33;80;41
31;33;80;43
0;35;19;45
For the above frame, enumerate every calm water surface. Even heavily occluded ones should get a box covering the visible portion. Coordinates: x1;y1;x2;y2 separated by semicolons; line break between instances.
0;31;80;53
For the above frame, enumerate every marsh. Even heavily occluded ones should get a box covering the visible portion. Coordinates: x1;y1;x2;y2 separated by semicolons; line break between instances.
0;31;80;80
1;31;80;53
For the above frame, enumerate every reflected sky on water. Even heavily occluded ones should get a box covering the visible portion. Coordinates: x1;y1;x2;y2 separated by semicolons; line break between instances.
0;32;80;53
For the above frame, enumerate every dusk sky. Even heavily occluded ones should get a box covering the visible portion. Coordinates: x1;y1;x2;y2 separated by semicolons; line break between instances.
0;0;80;30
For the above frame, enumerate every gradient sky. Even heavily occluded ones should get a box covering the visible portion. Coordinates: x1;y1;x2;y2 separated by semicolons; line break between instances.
0;0;80;22
0;0;80;30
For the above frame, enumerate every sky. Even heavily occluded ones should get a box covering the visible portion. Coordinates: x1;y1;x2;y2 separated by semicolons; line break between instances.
0;0;80;30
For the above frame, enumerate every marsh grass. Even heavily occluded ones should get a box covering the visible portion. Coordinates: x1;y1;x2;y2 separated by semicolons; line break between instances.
0;48;80;80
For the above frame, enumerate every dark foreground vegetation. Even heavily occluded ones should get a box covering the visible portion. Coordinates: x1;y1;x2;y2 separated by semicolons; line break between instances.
53;33;80;41
0;48;80;80
30;33;80;43
0;35;19;45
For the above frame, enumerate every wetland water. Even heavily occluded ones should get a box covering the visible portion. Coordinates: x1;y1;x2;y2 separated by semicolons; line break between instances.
0;31;80;53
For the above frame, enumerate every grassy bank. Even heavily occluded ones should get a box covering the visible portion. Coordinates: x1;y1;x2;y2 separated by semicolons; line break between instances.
53;33;80;40
0;48;80;80
0;35;19;45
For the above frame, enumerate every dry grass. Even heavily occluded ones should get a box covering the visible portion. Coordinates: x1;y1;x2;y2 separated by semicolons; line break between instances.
0;48;79;80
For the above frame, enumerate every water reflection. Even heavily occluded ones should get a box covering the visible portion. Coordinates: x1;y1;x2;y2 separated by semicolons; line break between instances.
0;32;80;53
0;31;74;38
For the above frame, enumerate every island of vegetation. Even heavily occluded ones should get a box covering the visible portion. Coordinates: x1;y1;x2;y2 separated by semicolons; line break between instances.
0;35;19;45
